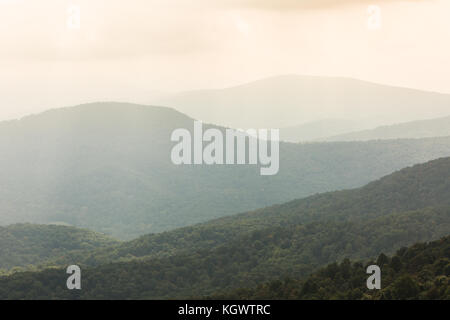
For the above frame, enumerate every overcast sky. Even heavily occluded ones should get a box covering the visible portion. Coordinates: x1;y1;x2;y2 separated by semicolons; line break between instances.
0;0;449;121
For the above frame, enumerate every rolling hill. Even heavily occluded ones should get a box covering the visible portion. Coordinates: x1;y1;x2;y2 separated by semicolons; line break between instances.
208;236;450;300
0;224;118;272
279;119;367;142
1;158;448;299
321;116;450;142
41;157;450;268
1;102;450;239
1;207;448;299
154;75;450;129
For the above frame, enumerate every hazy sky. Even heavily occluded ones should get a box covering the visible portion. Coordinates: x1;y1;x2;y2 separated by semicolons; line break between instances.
0;0;449;121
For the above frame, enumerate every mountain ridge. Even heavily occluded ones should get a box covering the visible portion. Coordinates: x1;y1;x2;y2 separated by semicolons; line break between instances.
1;102;450;239
23;157;450;270
154;75;450;129
1;157;449;298
319;115;450;142
207;235;450;300
0;223;119;271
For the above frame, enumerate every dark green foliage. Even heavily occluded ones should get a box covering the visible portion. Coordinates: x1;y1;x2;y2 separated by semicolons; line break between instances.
209;236;450;300
0;224;118;272
0;157;449;299
46;157;450;268
0;207;448;299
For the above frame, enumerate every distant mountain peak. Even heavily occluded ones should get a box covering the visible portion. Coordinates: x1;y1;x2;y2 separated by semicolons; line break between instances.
154;75;450;129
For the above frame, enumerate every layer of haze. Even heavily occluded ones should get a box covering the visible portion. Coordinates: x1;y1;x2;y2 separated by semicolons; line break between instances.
0;0;449;121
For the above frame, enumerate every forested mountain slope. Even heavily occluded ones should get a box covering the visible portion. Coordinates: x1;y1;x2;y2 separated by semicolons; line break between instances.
0;207;448;299
1;158;449;299
43;157;450;268
209;236;450;300
2;103;450;239
0;224;118;271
